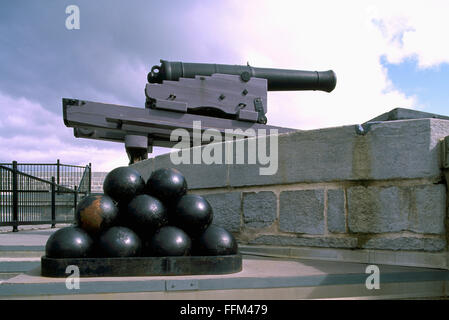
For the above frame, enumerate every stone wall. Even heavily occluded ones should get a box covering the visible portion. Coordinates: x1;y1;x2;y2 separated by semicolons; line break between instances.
131;117;449;269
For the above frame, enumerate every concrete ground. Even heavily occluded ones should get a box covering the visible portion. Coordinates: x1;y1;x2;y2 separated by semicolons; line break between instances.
0;228;61;246
0;224;71;234
0;227;448;299
2;255;449;299
0;226;68;281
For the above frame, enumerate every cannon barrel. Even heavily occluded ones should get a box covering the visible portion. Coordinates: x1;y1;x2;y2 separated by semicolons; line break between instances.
148;60;337;92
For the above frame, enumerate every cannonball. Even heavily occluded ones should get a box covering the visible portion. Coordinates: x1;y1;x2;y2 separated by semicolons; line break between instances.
148;226;191;256
103;166;145;203
125;194;168;236
146;168;187;204
97;226;141;257
194;225;238;256
75;194;118;234
172;194;213;237
45;226;94;258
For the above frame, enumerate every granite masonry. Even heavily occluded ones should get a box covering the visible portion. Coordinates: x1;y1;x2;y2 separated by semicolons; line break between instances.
126;111;449;268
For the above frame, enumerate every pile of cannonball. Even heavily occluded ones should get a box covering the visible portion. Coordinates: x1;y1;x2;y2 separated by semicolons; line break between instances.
45;167;238;259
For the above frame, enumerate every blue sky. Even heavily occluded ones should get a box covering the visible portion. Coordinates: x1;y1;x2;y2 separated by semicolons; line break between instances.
0;1;448;171
382;57;449;114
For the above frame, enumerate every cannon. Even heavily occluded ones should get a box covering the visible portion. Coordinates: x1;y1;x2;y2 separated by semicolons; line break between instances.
147;60;336;92
63;59;337;163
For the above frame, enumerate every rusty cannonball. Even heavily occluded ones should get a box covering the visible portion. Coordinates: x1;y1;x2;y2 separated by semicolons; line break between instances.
75;194;119;234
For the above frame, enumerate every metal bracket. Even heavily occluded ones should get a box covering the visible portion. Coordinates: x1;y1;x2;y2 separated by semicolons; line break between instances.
125;135;150;165
254;98;267;124
165;279;199;291
145;74;267;123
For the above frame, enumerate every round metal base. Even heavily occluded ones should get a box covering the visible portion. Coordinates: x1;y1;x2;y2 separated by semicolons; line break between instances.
41;254;242;277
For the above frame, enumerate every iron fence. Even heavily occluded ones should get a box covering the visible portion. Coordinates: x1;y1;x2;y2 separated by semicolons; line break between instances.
0;161;90;232
0;159;91;192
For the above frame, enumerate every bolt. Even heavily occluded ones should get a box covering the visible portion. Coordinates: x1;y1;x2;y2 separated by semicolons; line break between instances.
240;71;251;82
219;94;225;100
242;89;248;96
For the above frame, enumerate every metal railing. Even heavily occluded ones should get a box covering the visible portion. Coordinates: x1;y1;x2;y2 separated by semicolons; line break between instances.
76;164;91;194
0;161;90;232
0;159;91;192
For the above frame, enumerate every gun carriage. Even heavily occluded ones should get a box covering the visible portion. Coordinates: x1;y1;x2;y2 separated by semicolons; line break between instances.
63;60;336;163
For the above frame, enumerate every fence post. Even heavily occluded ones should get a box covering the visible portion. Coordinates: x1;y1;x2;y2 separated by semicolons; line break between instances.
56;159;60;194
74;185;78;215
88;163;92;194
56;159;60;185
12;161;18;232
51;177;56;228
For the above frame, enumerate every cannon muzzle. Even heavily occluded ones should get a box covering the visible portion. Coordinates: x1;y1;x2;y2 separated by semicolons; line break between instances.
148;60;336;93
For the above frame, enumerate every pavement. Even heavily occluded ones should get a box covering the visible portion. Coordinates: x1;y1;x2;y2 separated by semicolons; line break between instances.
0;224;70;234
0;227;449;299
2;255;449;299
0;228;63;247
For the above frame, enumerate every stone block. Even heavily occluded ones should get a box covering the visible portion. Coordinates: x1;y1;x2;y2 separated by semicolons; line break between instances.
348;186;407;233
229;126;356;187
411;184;446;234
202;192;241;232
242;191;277;228
228;118;449;187
279;190;325;235
249;235;357;248
153;149;228;189
360;237;446;252
348;184;446;234
327;189;346;233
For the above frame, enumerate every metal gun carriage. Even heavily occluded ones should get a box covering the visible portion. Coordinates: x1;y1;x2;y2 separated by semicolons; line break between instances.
63;59;336;163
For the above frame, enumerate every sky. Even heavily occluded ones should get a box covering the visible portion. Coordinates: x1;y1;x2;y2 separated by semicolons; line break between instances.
0;0;448;172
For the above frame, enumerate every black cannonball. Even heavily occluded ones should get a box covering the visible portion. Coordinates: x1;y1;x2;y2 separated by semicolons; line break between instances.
194;225;238;256
126;194;168;236
103;166;145;203
75;194;118;234
148;226;191;256
146;168;187;204
172;194;213;237
45;226;94;258
97;226;141;257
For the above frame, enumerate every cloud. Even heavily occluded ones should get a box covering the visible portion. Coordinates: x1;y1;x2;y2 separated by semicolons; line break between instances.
0;91;171;171
0;91;128;171
182;0;421;129
366;0;449;68
0;1;447;171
